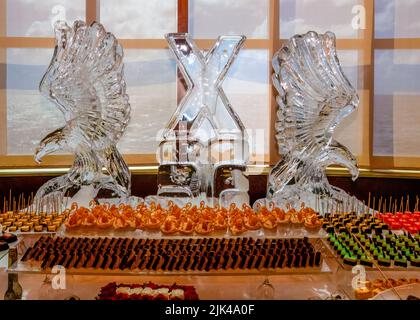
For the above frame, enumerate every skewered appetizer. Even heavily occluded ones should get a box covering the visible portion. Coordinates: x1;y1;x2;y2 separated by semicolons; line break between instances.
324;212;420;268
376;211;420;234
327;232;420;268
0;210;68;233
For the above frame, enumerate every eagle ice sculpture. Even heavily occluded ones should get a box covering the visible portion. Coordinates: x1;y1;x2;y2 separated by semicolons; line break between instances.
34;21;131;204
263;31;364;212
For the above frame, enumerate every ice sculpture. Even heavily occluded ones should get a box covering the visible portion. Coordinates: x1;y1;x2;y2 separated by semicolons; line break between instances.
33;20;131;205
256;31;364;213
156;33;249;206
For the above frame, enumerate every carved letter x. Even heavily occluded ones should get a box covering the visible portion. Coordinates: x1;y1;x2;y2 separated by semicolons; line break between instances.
164;33;247;143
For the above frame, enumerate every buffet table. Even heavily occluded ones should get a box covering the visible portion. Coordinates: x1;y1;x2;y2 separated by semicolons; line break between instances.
1;258;419;300
1;230;418;300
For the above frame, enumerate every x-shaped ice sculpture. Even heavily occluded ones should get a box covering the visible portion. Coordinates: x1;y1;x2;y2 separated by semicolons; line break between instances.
156;33;249;205
163;33;247;145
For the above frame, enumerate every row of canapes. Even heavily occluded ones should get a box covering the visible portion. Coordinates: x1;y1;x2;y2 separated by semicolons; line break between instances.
323;212;420;268
63;201;324;236
0;211;68;233
21;236;323;272
376;211;420;234
1;201;418;236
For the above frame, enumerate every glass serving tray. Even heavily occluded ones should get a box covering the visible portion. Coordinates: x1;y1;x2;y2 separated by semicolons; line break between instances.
371;283;420;300
11;231;61;236
8;259;332;276
59;226;328;239
8;237;332;277
0;249;7;262
337;270;420;301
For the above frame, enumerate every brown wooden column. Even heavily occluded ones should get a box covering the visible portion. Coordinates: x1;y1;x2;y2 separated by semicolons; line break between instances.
0;0;7;155
86;0;100;24
268;0;280;165
178;0;188;33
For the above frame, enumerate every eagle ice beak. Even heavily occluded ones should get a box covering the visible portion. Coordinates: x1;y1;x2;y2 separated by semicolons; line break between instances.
34;147;44;164
348;163;359;181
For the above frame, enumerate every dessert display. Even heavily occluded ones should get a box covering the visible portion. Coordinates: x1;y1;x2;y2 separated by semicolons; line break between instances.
0;211;68;233
324;212;420;268
21;236;323;272
97;282;199;300
63;201;324;236
354;278;420;300
3;192;417;300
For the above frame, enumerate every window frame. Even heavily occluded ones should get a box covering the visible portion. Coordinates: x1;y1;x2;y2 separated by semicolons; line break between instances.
0;0;419;169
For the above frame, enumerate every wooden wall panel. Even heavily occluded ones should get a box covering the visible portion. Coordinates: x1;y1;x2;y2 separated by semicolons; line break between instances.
1;174;419;211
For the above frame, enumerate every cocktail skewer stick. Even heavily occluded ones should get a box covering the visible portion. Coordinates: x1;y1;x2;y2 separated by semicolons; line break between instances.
8;190;11;212
389;196;392;212
372;196;376;215
399;196;404;213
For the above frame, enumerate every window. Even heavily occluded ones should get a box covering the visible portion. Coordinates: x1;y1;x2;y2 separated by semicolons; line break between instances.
189;0;271;163
1;0;419;170
6;0;85;37
280;0;364;39
334;49;365;159
372;0;420;168
120;49;177;154
6;48;65;155
189;0;269;39
100;0;177;39
374;50;420;162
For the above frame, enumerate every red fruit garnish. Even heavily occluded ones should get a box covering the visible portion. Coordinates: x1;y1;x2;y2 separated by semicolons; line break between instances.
390;222;402;230
384;217;394;224
406;226;419;234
